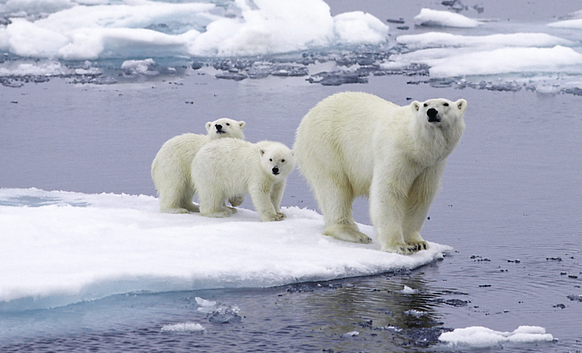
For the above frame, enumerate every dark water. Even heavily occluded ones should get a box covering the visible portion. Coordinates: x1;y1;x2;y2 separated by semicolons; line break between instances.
2;0;582;348
2;68;581;352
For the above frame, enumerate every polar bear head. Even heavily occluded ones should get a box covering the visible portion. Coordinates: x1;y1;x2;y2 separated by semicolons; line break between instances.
259;142;295;179
411;98;467;128
206;118;246;140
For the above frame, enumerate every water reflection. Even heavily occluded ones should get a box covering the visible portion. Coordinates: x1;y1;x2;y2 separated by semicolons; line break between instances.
0;264;469;352
274;265;459;351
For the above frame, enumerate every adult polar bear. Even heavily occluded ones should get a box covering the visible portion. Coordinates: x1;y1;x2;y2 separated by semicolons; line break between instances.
294;92;467;254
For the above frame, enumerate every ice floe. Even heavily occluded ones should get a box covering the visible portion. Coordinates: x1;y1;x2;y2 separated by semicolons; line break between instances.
439;325;555;348
0;188;450;311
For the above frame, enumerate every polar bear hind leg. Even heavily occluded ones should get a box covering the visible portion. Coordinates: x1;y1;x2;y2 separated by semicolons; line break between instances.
159;179;199;214
198;187;236;218
312;176;371;244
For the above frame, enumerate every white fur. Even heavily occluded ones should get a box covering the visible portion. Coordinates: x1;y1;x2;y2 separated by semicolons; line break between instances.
294;92;467;254
191;139;295;222
151;118;246;213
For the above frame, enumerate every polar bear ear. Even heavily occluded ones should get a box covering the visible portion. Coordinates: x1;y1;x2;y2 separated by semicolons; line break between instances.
260;148;266;156
455;99;467;114
411;101;421;112
238;121;246;129
205;121;213;131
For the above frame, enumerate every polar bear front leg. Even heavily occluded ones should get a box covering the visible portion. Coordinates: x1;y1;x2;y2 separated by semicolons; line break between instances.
270;181;287;219
249;184;285;222
370;165;419;254
402;163;446;251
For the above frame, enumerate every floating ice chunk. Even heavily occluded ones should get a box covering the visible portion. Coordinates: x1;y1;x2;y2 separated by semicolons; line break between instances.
333;11;388;45
414;8;480;28
548;10;582;29
439;325;554;348
121;58;158;75
3;0;76;16
161;322;205;333
427;45;582;77
397;32;574;50
0;60;70;76
195;297;217;313
207;306;241;324
342;331;360;337
402;285;418;294
548;19;582;29
3;18;69;58
403;309;427;317
0;188;452;311
195;297;217;308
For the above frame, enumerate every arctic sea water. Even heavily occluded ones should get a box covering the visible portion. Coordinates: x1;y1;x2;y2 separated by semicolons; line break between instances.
1;0;582;351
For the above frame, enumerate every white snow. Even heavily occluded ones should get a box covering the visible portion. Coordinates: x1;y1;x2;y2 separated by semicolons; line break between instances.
0;0;388;60
160;322;205;333
439;326;555;348
414;8;480;28
391;32;582;78
397;32;574;50
121;58;157;75
401;285;417;294
548;11;582;29
0;188;451;311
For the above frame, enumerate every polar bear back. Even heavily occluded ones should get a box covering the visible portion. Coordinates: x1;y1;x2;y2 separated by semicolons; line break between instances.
152;133;209;184
192;139;257;195
295;92;408;196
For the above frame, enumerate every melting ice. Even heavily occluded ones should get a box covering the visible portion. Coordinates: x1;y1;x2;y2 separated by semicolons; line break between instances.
0;1;581;94
0;188;450;311
439;325;555;348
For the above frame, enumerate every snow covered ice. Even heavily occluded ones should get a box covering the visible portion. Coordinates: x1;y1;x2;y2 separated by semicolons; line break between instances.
0;0;580;94
414;8;480;28
0;188;451;311
0;0;388;60
439;325;555;348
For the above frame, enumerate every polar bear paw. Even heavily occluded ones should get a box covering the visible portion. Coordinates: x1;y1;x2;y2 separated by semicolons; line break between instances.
406;241;429;252
262;212;287;222
162;204;200;214
228;195;245;207
201;206;234;218
382;241;428;254
324;224;372;244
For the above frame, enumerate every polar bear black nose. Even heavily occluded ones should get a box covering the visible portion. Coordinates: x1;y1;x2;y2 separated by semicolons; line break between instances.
427;108;440;122
215;124;223;131
272;166;280;175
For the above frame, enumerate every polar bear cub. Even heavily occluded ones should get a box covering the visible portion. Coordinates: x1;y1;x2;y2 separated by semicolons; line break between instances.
294;92;467;254
191;139;295;221
151;118;246;214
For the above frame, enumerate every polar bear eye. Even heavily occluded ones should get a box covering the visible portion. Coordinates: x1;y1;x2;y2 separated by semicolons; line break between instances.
443;102;449;107
269;158;273;162
423;103;428;107
226;123;230;126
281;159;285;163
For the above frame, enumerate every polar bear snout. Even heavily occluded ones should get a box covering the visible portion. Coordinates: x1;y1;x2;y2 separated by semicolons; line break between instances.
427;108;441;123
272;166;280;175
215;124;226;134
